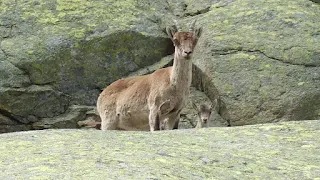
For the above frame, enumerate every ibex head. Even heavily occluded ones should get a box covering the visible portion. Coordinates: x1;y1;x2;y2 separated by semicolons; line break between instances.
166;19;202;59
192;102;214;128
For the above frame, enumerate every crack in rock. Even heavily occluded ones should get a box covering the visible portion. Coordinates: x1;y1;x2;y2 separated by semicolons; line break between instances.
213;48;318;67
309;0;320;4
182;0;236;17
184;7;211;17
0;58;32;88
0;109;20;124
0;24;16;39
165;0;175;16
8;24;16;38
0;41;14;60
0;43;8;59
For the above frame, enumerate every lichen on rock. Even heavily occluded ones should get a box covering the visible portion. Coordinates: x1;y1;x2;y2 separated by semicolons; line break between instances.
0;120;319;179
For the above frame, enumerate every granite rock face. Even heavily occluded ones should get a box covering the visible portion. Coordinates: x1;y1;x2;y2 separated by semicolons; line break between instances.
189;0;320;125
0;120;319;179
0;0;173;132
0;0;320;132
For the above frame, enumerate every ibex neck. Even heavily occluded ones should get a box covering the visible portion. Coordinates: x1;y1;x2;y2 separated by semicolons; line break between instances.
170;50;193;91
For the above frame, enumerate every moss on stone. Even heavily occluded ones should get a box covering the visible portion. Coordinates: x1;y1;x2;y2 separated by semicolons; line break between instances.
8;0;140;39
0;120;319;179
191;0;320;125
0;85;69;119
201;0;320;66
0;0;173;106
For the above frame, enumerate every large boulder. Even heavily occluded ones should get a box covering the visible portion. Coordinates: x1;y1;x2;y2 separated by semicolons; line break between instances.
0;120;319;179
0;0;174;132
189;0;320;125
0;0;173;104
0;85;69;122
1;0;319;132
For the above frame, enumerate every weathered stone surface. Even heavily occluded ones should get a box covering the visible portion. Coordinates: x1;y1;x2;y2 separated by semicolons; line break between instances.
0;125;31;134
126;55;173;78
0;0;174;105
0;85;69;122
0;0;174;131
0;113;16;125
189;0;320;125
310;0;320;4
77;108;101;129
1;0;320;132
0;0;175;132
0;120;319;179
0;61;30;88
32;105;94;130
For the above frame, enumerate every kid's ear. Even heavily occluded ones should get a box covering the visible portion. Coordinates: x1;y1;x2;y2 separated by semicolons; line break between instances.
166;26;176;41
192;102;198;111
195;27;202;39
210;99;218;111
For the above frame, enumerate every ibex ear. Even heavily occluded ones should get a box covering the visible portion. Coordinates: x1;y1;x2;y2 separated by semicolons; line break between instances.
195;27;202;39
210;99;218;111
209;104;214;111
192;102;198;111
166;27;176;41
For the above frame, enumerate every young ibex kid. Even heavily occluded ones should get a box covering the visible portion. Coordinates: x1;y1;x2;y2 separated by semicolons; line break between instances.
192;101;215;128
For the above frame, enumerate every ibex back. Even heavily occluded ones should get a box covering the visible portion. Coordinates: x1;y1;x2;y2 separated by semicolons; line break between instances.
97;20;202;131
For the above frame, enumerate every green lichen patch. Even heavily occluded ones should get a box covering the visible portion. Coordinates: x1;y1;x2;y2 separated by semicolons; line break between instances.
0;120;319;179
0;0;167;39
198;0;320;66
2;0;140;39
0;61;30;88
0;85;69;120
0;0;173;107
191;0;320;125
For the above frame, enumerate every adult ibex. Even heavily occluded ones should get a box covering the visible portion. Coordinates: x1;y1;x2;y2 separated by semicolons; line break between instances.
97;20;202;131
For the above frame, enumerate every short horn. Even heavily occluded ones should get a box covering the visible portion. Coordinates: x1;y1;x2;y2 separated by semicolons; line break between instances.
174;19;182;32
189;19;197;32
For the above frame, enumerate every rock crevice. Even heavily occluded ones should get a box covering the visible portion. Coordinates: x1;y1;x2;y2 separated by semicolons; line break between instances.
213;48;319;67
